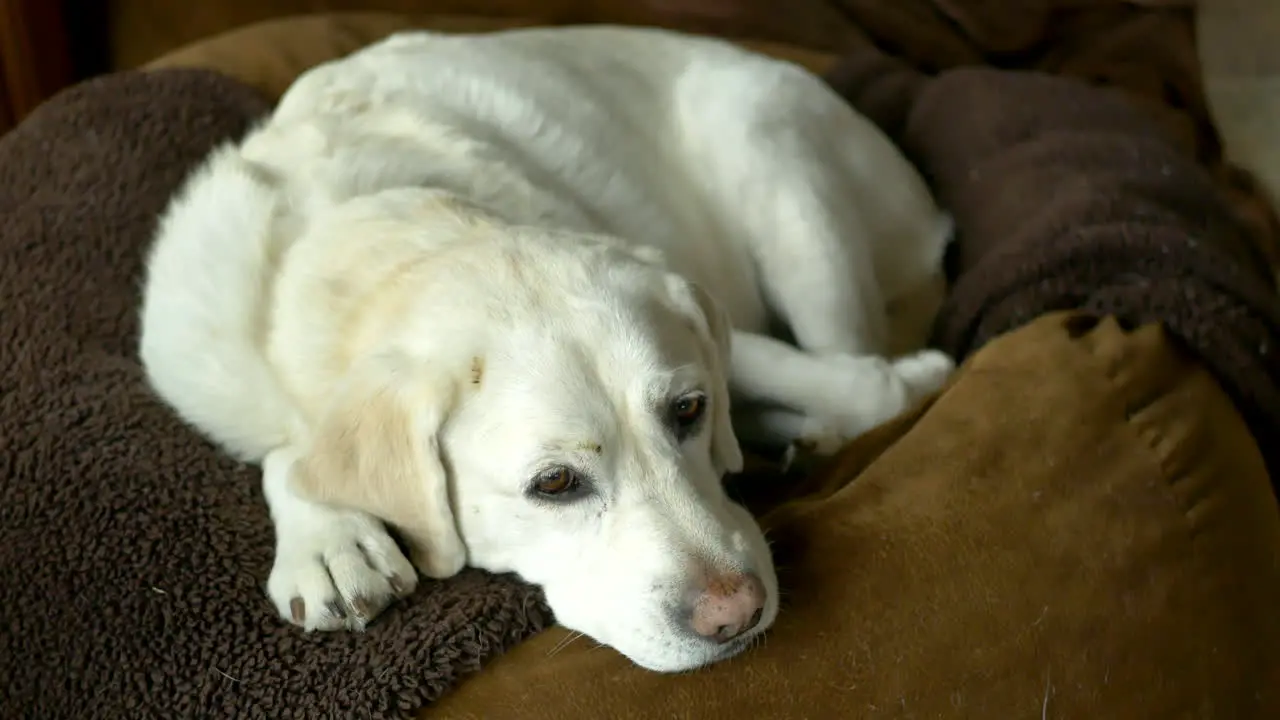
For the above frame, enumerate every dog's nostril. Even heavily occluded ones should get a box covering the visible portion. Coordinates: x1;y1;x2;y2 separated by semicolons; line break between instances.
688;571;767;644
711;606;763;642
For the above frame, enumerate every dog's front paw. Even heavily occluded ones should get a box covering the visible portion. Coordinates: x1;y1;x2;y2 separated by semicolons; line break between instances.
267;509;419;632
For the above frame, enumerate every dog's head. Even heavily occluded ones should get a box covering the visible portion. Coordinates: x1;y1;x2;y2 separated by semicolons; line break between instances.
290;211;777;672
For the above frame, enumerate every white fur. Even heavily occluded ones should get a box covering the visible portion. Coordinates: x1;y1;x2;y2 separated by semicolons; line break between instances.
138;25;954;673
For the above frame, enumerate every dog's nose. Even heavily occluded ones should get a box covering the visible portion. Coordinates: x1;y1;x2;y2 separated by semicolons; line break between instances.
688;572;766;644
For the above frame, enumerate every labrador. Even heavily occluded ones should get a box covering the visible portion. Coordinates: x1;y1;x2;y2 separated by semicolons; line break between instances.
138;25;954;673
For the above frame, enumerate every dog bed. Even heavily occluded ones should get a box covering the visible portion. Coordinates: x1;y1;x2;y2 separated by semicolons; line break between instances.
3;11;1279;720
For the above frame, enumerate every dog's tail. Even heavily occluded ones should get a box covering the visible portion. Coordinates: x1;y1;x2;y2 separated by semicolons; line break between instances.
138;139;299;464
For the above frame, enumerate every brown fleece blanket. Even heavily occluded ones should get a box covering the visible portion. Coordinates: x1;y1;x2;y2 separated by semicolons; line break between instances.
0;69;551;719
3;41;1280;720
825;48;1280;486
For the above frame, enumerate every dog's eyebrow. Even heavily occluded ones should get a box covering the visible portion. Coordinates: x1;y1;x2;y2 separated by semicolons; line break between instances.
541;439;604;457
647;363;704;402
665;362;701;378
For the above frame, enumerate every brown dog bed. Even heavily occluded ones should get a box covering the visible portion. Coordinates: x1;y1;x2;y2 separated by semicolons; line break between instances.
3;12;1279;720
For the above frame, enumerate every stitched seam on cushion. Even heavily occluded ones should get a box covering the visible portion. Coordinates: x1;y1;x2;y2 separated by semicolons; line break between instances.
1081;322;1280;712
1080;321;1215;540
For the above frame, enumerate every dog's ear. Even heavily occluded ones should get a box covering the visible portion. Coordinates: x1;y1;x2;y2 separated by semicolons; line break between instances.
290;352;467;579
674;279;745;476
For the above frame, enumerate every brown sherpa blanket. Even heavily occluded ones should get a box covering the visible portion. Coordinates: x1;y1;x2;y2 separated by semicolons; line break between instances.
825;49;1280;485
0;69;551;719
3;44;1280;720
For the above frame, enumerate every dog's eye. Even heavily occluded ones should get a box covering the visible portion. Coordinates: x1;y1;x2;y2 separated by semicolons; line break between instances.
532;467;580;497
671;394;706;429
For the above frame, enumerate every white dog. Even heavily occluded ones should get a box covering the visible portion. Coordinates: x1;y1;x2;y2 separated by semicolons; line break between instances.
138;26;953;673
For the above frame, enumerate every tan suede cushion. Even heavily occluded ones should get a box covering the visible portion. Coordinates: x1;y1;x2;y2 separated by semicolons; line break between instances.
145;13;836;101
431;313;1280;718
142;15;1280;716
113;0;859;70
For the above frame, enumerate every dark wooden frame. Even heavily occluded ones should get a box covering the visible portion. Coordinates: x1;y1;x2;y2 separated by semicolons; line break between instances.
0;0;74;132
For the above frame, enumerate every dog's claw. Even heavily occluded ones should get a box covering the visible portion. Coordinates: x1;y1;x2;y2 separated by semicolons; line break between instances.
389;574;410;597
265;500;420;633
350;596;374;620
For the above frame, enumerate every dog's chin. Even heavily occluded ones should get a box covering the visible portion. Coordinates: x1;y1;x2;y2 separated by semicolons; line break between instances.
551;568;780;673
605;610;775;674
617;631;761;674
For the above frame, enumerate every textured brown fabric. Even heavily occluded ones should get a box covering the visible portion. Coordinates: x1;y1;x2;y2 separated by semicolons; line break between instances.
143;12;837;99
915;73;1280;488
105;0;859;69
831;0;1280;266
821;50;1280;487
145;14;544;98
0;69;551;720
431;313;1280;719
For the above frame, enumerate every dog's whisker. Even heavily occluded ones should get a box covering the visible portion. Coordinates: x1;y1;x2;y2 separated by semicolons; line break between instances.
546;630;586;658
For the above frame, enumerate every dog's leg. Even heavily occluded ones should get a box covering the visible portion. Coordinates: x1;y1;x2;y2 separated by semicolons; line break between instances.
677;62;956;449
261;447;419;631
681;64;897;356
729;330;950;450
726;192;953;449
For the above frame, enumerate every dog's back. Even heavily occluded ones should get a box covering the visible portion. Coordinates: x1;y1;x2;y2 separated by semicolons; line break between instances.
139;27;759;463
140;25;950;463
259;25;946;333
